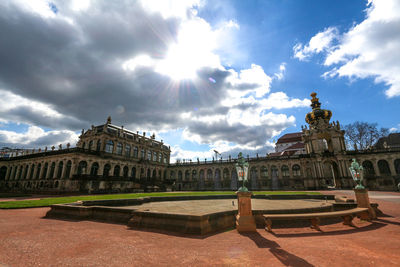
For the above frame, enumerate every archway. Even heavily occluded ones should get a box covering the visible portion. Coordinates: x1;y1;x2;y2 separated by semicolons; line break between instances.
322;161;340;188
0;166;7;180
271;166;279;190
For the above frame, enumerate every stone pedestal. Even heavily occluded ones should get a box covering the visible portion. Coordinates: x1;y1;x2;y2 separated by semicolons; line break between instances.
236;191;256;232
354;188;376;219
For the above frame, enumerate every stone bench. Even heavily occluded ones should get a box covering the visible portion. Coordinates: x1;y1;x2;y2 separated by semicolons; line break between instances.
263;207;370;232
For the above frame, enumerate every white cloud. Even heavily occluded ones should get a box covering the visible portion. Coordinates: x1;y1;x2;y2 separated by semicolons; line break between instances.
274;63;286;80
0;126;79;148
293;27;338;61
295;0;400;98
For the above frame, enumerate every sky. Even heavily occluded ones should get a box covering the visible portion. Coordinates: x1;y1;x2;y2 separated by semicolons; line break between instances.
0;0;399;162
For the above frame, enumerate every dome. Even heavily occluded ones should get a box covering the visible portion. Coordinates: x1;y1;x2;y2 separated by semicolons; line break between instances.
305;92;332;125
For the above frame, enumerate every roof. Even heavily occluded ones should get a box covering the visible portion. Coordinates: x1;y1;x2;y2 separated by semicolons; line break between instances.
276;132;302;144
375;133;400;149
285;142;305;150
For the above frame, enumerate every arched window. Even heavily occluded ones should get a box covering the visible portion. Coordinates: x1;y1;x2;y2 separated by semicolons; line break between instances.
223;168;229;180
131;167;136;179
125;145;131;157
292;165;301;177
153;152;157;161
261;166;268;179
123;166;129;178
36;164;41;179
90;162;99;176
82;142;86;149
378;160;391;175
57;161;63;179
185;170;190;181
281;165;290;178
96;140;101;151
152;169;156;178
394;159;400;175
147;169;151;180
116;143;123;155
103;164;111;177
170;171;176;179
29;164;35;179
207;169;213;180
140;168;144;179
163;154;167;164
0;166;7;180
362;160;375;177
64;161;71;178
133;146;138;158
23;165;29;179
105;140;114;153
147;151;152;160
49;162;55;179
159;153;162;162
178;171;183;181
88;140;93;151
141;149;145;159
42;163;48;179
114;165;120;177
77;161;87;176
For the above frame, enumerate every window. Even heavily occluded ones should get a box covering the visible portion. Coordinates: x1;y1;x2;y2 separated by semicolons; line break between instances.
163;154;167;164
57;162;63;179
29;164;35;179
64;161;71;179
77;161;87;176
125;145;131;157
281;165;290;178
116;143;123;155
49;162;55;179
292;165;301;177
42;163;48;179
131;167;136;179
96;140;101;151
103;164;111;177
159;153;162;162
36;164;41;179
133;146;138;158
141;149;145;159
105;140;114;153
147;151;152;160
114;165;120;177
90;162;99;176
88;140;93;150
123;166;129;178
153;152;157;161
261;166;268;178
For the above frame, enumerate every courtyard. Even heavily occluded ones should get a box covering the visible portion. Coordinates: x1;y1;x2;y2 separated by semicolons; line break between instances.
0;190;399;266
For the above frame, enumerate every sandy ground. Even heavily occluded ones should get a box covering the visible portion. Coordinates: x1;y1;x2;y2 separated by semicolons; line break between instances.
0;191;399;267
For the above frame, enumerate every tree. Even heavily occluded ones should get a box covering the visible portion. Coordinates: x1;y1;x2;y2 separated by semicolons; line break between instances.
344;121;389;150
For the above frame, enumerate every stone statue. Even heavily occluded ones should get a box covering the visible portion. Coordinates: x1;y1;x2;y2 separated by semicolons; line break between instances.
236;152;249;192
349;158;364;189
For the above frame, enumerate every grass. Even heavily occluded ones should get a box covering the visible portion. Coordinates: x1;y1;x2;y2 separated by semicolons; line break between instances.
0;191;321;209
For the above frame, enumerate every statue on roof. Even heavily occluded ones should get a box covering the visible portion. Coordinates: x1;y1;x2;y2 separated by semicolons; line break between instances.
107;116;112;124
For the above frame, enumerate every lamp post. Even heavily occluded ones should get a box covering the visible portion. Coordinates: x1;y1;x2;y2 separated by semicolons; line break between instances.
235;152;256;232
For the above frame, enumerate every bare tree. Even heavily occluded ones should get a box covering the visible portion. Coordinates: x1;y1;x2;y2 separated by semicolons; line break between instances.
344;121;389;150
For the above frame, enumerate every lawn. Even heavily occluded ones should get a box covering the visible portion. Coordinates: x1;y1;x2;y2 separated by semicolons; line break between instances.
0;191;321;209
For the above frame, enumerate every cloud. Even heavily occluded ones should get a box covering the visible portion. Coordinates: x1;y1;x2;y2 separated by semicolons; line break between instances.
293;27;338;61
294;0;400;98
0;0;309;154
274;63;286;80
0;126;79;148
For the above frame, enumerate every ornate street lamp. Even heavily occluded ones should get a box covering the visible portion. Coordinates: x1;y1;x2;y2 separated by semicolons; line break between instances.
235;152;249;192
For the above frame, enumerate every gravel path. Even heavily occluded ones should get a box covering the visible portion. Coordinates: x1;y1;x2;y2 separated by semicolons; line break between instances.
0;191;399;266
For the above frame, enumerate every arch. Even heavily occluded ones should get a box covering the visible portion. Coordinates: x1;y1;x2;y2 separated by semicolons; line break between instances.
271;165;279;190
125;145;131;157
49;162;55;179
42;163;48;179
231;168;238;190
362;160;375;177
178;170;183;181
199;170;205;190
0;166;7;180
207;169;213;180
105;140;114;153
292;164;301;177
29;164;35;179
250;167;258;190
64;161;72;178
378;160;391;175
214;168;221;189
103;164;111;177
23;165;29;179
147;169;151;181
394;159;400;175
261;166;268;179
152;169;156;179
77;161;87;176
57;161;63;178
88;140;93;151
123;166;129;178
96;140;101;151
322;161;339;187
222;168;229;188
82;142;86;149
169;170;175;180
131;167;136;179
281;165;289;178
114;165;121;177
185;170;190;181
90;162;99;176
36;164;41;179
192;169;197;181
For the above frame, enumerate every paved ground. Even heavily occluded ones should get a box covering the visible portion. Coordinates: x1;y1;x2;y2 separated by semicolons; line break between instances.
0;191;400;267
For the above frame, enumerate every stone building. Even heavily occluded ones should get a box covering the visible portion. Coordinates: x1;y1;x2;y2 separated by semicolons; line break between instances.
0;93;399;193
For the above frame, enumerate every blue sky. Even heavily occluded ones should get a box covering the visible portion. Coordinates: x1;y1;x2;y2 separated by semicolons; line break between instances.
0;0;399;161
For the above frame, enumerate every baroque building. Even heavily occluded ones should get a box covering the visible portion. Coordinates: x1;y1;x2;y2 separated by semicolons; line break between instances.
0;93;399;193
